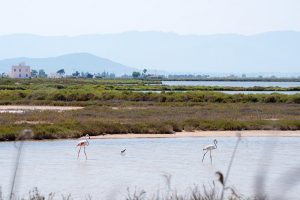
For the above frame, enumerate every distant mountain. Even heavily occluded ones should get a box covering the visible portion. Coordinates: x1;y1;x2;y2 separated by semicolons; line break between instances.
0;53;137;75
0;31;300;73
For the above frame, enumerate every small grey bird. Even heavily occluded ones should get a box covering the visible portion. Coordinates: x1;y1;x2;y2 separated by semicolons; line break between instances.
121;149;126;156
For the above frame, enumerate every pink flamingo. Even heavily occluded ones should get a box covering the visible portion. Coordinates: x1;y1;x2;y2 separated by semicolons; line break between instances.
77;134;90;159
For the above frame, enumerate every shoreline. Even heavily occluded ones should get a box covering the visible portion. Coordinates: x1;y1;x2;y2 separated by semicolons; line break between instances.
1;130;300;143
0;105;83;112
90;130;300;139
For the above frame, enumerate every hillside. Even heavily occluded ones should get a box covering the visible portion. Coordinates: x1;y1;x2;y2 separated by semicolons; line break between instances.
0;31;300;74
0;53;136;75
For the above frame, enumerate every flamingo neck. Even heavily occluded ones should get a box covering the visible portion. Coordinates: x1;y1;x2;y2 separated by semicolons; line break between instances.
85;136;89;145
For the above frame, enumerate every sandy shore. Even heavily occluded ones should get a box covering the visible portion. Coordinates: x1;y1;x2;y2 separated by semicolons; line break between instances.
0;105;83;112
91;130;300;139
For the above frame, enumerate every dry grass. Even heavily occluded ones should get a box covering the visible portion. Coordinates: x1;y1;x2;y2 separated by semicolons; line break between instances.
0;103;300;141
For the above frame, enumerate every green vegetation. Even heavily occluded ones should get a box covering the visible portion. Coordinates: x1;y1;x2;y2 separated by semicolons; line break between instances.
113;85;300;92
1;89;300;105
0;78;299;141
0;77;162;86
1;103;300;141
0;78;300;105
164;76;300;82
132;71;141;78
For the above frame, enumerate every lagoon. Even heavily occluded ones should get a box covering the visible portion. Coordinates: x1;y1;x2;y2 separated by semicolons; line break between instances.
0;137;299;199
133;90;300;94
162;81;300;87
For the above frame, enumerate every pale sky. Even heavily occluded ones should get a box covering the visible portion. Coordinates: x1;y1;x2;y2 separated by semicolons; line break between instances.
0;0;299;36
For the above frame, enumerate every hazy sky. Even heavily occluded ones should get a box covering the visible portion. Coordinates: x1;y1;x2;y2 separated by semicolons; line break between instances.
0;0;299;36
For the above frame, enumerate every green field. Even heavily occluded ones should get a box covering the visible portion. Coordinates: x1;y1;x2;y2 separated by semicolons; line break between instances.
0;78;300;141
1;78;300;105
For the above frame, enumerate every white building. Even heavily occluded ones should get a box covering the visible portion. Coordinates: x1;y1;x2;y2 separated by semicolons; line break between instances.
10;63;31;78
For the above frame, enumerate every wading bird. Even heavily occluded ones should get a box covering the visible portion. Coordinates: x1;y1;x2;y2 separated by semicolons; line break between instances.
121;149;126;156
77;134;90;159
202;139;218;163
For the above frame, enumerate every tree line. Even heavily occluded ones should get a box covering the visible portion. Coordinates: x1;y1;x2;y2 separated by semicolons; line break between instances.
30;69;116;78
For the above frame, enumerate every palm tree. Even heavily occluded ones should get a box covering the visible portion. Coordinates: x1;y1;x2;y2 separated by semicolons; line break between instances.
142;69;148;78
143;69;147;75
56;69;65;76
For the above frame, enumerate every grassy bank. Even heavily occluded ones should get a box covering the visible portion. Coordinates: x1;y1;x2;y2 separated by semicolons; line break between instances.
113;85;300;92
1;103;300;141
0;78;300;105
1;78;300;92
0;78;299;141
1;89;300;105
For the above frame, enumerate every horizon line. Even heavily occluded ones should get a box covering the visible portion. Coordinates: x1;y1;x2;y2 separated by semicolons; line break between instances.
0;30;299;38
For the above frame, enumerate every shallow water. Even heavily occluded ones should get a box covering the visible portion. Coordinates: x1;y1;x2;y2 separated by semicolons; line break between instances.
1;137;300;199
222;91;300;94
133;90;300;95
162;81;300;87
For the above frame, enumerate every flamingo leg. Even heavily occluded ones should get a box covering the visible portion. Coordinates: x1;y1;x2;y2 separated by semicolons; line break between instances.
77;146;81;159
84;146;87;160
210;150;212;164
202;150;209;162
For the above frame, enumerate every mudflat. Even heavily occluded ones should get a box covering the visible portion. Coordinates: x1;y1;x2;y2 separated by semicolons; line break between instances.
91;130;300;139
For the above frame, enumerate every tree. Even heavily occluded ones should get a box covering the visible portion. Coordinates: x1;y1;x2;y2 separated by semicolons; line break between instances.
101;71;108;78
56;69;65;76
142;68;148;78
31;69;38;77
109;73;115;78
271;75;277;79
132;71;141;78
38;69;47;78
143;68;147;74
72;71;80;77
86;73;94;78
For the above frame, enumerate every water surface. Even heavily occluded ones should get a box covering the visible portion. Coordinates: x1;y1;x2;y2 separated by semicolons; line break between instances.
0;137;299;199
133;90;300;95
162;81;300;87
222;91;300;94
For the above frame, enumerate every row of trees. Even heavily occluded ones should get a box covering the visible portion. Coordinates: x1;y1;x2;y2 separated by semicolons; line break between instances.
31;68;116;78
72;71;115;78
31;69;48;78
132;69;148;78
166;74;286;79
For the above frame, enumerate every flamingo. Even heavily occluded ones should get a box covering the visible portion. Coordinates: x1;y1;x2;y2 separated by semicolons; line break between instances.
202;139;218;163
77;134;90;159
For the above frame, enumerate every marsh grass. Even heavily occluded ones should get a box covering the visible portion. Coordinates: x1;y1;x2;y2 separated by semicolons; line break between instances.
0;103;300;141
0;78;299;141
3;186;248;200
0;78;300;105
125;185;253;200
1;90;300;105
0;187;3;200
